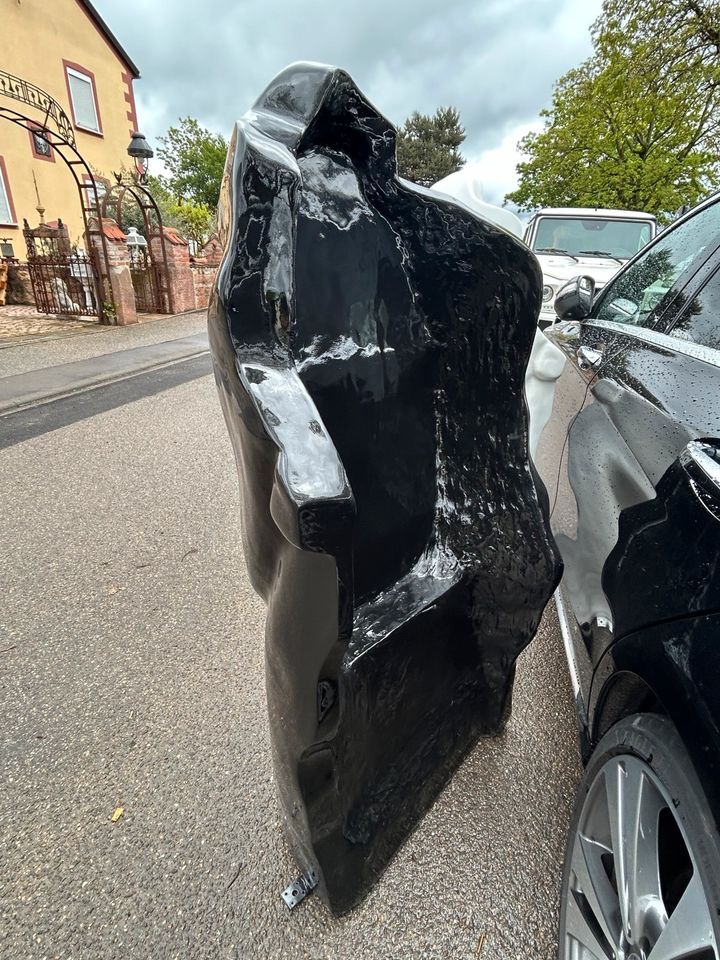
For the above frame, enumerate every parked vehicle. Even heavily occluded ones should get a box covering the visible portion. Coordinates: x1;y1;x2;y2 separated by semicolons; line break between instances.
534;193;720;959
524;207;658;327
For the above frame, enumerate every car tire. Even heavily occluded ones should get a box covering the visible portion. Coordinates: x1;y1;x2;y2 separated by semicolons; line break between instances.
558;713;720;959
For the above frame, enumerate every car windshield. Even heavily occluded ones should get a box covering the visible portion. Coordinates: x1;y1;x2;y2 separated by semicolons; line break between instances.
532;216;654;261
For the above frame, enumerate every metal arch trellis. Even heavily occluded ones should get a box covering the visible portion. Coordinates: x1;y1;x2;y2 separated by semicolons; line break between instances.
101;179;176;314
0;70;76;145
0;104;115;322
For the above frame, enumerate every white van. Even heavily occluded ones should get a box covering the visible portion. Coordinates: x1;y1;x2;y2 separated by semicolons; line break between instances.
524;207;658;326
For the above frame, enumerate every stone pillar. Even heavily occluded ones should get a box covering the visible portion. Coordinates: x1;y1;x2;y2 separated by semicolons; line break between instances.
6;262;34;305
149;226;194;313
86;219;137;326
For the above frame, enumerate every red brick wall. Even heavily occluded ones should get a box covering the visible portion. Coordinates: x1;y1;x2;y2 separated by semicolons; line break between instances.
190;263;217;310
150;229;195;313
162;261;195;312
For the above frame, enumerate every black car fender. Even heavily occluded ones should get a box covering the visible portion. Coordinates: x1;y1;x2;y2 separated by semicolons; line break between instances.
589;611;720;833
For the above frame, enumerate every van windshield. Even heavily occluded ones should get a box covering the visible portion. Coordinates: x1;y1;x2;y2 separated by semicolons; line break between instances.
532;217;654;261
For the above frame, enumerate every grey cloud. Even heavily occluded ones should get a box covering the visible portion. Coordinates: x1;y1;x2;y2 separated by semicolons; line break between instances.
97;0;601;168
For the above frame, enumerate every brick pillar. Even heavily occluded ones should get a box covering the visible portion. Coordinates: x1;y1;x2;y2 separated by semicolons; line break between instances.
149;226;194;313
189;235;223;310
86;219;138;326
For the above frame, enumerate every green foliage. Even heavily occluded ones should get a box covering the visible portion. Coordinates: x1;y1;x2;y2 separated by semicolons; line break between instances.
506;0;720;220
396;107;466;187
116;181;146;235
163;196;213;247
110;173;212;247
156;117;227;210
141;175;213;246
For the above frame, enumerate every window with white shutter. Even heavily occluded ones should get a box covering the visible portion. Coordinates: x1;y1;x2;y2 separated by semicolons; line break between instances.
65;66;101;133
0;159;15;226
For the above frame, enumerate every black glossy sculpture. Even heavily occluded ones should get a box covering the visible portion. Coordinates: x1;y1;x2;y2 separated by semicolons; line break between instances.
208;62;561;915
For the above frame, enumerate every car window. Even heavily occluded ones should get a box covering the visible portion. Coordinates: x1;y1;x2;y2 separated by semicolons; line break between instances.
533;217;653;259
669;266;720;351
593;200;720;328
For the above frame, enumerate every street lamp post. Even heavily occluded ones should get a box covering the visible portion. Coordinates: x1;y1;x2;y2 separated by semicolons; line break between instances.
126;132;154;183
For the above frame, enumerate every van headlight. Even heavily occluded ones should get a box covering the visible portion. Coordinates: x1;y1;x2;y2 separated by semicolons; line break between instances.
542;284;554;303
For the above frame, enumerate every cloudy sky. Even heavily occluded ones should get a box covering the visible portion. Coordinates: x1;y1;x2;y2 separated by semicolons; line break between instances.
95;0;602;205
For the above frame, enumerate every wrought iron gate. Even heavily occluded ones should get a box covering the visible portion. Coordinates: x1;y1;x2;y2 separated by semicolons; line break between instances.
128;245;162;312
103;179;174;314
24;219;101;317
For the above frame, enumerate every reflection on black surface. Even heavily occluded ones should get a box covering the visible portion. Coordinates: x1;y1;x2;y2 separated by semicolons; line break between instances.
208;62;560;914
670;267;720;350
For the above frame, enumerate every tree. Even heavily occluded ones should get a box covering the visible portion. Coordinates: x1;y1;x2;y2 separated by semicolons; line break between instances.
506;0;720;220
162;195;213;248
156;117;227;210
396;107;466;187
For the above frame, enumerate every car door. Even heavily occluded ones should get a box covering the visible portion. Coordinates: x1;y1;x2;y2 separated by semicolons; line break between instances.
536;197;720;709
597;261;720;640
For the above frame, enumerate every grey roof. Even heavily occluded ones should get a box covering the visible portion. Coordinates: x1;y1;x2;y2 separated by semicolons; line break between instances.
78;0;140;78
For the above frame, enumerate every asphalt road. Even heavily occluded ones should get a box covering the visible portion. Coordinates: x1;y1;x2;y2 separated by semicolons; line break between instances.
0;357;582;960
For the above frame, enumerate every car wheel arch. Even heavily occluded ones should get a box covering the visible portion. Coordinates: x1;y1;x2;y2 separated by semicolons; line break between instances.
591;667;666;746
588;616;720;833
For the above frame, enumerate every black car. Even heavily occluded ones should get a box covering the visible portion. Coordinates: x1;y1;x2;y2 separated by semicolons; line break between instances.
535;194;720;960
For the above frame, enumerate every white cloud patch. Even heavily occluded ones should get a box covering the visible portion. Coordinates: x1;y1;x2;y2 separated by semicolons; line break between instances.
95;0;602;200
469;120;544;207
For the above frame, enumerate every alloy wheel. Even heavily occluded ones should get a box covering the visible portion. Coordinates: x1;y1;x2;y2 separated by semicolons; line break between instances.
562;754;719;959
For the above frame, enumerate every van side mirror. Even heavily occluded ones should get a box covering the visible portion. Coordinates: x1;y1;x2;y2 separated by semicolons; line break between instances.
554;275;595;321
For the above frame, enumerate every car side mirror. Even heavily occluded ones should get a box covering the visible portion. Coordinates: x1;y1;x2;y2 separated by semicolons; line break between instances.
554;275;595;321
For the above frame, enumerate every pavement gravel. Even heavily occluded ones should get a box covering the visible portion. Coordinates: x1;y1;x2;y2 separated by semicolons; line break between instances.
0;370;582;960
0;311;208;380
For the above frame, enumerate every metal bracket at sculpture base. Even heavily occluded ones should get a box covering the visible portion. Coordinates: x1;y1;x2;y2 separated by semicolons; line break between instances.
281;869;319;910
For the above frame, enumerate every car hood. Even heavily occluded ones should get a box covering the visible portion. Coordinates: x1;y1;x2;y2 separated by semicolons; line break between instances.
535;253;624;289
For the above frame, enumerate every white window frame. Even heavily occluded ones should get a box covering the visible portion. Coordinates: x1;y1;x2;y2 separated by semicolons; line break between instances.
65;66;101;134
0;160;15;226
